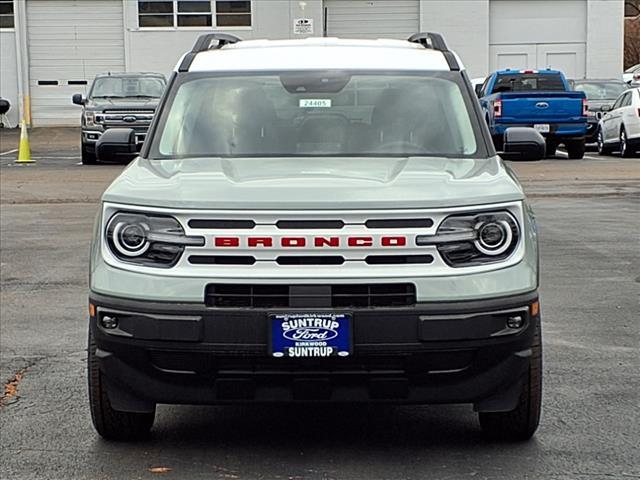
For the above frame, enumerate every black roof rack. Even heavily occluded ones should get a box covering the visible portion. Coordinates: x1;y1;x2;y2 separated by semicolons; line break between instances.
178;33;242;72
407;32;460;71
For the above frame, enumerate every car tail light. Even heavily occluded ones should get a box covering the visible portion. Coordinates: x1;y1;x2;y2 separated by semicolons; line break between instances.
582;98;588;117
494;99;502;118
637;108;640;117
520;69;538;74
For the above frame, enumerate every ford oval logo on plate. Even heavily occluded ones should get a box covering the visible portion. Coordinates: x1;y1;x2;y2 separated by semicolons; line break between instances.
122;116;137;123
535;102;549;109
271;313;351;358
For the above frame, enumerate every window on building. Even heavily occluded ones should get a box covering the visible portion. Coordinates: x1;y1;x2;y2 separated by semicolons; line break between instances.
626;0;640;18
215;1;251;27
138;0;251;28
0;0;14;29
177;0;212;27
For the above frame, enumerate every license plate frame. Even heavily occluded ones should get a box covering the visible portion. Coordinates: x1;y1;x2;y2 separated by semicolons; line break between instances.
269;313;352;358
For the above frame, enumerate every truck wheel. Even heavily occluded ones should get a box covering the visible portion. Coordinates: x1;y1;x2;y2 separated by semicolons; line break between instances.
492;135;504;152
81;146;97;165
479;320;542;441
545;141;557;158
565;140;585;159
620;128;634;158
88;331;155;440
597;129;613;156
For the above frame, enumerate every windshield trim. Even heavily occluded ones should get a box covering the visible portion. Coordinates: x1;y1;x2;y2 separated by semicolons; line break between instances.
145;69;489;161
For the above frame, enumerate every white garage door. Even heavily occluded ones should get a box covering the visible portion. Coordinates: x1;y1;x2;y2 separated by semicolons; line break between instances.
489;0;587;79
489;43;586;79
27;0;125;126
324;0;419;39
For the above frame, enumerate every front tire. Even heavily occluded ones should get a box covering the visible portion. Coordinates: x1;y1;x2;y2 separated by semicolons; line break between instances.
81;145;97;165
88;331;155;440
492;134;504;152
479;320;542;441
545;140;557;158
565;139;585;159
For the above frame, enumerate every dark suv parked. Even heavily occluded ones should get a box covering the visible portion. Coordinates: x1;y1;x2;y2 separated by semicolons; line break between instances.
72;73;166;164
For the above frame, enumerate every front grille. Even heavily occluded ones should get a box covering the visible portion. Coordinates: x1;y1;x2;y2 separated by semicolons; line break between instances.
276;220;345;229
149;351;475;376
365;218;433;228
97;110;155;129
205;283;416;308
188;219;256;229
276;256;345;265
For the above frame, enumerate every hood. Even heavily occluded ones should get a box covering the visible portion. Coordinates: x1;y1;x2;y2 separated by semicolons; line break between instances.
102;156;524;210
86;97;159;110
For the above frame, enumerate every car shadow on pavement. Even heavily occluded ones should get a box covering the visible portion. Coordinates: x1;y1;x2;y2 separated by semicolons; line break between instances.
88;404;544;478
145;403;539;450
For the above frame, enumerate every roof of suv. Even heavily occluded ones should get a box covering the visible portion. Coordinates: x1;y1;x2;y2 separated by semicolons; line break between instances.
180;37;462;73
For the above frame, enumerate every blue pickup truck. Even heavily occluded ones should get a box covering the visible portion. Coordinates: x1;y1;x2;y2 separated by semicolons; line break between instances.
478;69;588;159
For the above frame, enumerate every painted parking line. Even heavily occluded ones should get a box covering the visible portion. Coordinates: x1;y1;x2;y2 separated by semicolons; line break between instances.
0;149;18;156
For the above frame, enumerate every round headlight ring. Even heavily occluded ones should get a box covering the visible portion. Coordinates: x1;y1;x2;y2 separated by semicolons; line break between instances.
474;219;513;256
112;221;150;257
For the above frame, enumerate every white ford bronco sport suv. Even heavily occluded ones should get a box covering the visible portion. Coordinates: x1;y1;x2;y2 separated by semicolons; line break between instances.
89;33;546;441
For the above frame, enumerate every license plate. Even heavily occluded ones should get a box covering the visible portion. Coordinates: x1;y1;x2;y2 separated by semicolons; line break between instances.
534;124;550;133
270;313;351;358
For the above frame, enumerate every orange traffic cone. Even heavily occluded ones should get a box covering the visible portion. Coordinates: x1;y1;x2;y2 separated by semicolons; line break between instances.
16;121;34;164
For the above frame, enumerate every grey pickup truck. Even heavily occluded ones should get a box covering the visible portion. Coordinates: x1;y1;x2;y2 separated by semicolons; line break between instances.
72;72;166;164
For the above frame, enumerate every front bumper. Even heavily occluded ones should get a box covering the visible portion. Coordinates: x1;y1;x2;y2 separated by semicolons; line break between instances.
90;290;540;412
82;129;147;151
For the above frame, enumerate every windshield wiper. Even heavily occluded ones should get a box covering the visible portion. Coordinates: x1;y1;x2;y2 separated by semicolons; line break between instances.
91;95;126;99
128;95;159;99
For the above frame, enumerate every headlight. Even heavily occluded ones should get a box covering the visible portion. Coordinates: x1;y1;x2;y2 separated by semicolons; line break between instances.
106;212;204;267
416;211;520;267
84;112;96;127
586;110;596;118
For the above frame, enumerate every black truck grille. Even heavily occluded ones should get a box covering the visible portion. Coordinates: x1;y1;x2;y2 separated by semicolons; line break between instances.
205;283;416;308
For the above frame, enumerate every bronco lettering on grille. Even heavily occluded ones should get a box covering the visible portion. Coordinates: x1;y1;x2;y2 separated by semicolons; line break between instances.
213;236;407;248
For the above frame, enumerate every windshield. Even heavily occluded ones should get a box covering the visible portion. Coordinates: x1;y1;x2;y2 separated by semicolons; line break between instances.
573;82;628;100
625;65;640;73
90;76;166;99
153;72;480;158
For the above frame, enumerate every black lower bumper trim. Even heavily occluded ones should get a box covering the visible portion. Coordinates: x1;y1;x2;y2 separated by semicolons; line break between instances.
89;290;539;409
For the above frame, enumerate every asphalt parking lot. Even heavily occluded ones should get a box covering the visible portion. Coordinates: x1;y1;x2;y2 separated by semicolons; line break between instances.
0;128;639;480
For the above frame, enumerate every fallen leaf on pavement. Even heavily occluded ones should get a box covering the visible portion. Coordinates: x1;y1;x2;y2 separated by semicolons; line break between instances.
148;466;173;474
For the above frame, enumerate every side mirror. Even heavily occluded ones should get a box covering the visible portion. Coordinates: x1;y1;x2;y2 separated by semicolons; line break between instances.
72;93;85;106
96;128;137;162
499;127;545;161
474;84;483;97
600;105;612;113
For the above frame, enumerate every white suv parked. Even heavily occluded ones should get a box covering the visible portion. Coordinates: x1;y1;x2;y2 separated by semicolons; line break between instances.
598;87;640;157
88;33;547;442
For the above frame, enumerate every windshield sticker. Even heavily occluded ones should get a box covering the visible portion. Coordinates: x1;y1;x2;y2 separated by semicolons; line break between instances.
299;99;332;108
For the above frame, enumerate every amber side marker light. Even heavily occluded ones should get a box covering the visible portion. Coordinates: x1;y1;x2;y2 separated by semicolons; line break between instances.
530;301;539;317
89;303;96;318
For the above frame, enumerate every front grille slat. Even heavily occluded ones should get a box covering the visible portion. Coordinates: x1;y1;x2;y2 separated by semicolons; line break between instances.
205;284;416;309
